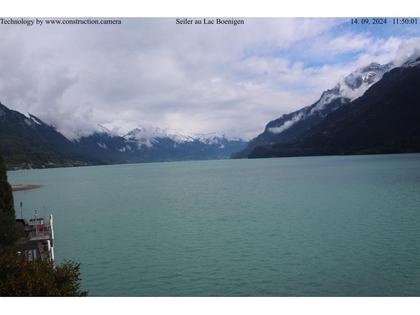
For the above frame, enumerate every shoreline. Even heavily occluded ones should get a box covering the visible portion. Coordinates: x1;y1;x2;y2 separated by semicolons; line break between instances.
12;184;43;192
6;151;420;171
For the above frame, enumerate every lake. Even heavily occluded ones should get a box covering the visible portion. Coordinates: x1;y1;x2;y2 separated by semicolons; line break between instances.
8;154;420;296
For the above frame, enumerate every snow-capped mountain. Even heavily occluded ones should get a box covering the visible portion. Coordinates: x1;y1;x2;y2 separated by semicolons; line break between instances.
22;113;46;127
275;62;393;131
124;127;195;148
194;132;244;145
246;55;420;158
234;62;393;158
340;62;393;98
74;125;247;164
0;100;247;168
123;127;243;148
122;127;245;151
402;56;420;68
276;62;393;130
0;102;95;169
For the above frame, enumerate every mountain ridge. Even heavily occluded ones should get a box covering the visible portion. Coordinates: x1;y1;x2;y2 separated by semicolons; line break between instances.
0;102;97;169
233;61;401;158
246;57;420;158
0;103;247;169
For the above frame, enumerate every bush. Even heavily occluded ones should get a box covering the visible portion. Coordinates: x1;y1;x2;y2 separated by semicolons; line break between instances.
0;250;87;296
0;153;87;296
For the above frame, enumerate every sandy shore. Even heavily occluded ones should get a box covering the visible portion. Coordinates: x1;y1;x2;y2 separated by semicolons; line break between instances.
12;184;43;192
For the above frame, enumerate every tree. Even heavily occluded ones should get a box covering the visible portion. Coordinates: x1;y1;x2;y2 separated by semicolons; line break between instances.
0;152;87;296
0;153;17;246
0;251;88;296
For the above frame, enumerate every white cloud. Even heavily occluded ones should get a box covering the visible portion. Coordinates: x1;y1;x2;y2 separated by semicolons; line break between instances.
316;32;374;55
0;18;419;140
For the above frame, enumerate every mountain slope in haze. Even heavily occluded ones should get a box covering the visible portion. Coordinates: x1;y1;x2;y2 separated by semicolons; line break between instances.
0;102;97;169
77;127;248;163
74;128;136;164
248;58;420;158
234;62;392;158
0;102;247;169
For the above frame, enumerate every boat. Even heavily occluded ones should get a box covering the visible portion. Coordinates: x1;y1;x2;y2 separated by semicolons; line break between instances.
15;211;55;263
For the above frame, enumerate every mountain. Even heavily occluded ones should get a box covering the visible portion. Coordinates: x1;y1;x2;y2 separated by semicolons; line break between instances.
77;127;247;163
0;103;97;169
0;102;247;169
74;128;136;164
233;62;393;158
246;57;420;158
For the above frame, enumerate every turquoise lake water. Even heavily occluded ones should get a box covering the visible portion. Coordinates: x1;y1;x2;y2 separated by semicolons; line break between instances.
8;154;420;296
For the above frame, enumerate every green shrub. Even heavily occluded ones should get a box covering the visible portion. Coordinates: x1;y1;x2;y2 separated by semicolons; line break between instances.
0;251;87;296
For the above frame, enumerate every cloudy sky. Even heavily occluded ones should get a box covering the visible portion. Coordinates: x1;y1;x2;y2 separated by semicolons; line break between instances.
0;18;420;139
